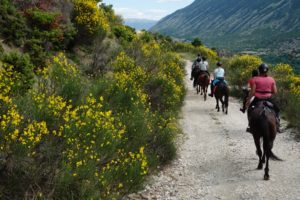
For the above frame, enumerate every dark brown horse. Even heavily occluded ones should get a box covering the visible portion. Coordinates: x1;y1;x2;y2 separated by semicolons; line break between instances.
214;81;229;114
248;100;282;180
196;72;210;101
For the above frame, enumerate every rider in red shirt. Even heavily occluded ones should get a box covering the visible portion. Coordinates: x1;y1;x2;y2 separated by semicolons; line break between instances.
247;63;281;133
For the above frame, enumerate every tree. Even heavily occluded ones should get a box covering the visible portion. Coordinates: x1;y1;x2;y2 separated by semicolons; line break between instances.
191;37;202;47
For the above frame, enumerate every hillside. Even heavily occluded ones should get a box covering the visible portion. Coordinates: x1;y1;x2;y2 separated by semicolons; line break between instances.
125;18;157;30
151;0;300;71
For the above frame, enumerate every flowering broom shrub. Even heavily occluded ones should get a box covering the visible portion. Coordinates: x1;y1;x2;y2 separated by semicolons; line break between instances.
1;52;151;199
73;0;109;39
227;55;262;88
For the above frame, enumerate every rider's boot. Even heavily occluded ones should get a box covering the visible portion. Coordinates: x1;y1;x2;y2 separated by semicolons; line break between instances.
246;109;252;134
209;84;214;97
275;113;282;133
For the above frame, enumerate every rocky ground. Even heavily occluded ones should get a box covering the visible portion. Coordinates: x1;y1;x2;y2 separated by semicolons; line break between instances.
125;61;300;200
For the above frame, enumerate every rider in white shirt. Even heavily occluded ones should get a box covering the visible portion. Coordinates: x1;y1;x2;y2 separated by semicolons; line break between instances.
199;57;210;76
209;62;227;97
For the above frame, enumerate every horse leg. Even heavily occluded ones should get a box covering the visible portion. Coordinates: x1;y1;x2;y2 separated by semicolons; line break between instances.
220;97;225;112
254;136;263;170
216;98;220;111
263;136;271;180
225;93;229;114
200;85;203;95
264;148;270;180
262;152;266;163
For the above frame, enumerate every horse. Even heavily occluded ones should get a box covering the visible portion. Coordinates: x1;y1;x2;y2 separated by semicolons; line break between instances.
214;81;229;114
248;100;282;180
196;72;210;100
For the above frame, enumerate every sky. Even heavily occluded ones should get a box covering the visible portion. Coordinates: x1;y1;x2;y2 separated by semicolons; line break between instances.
102;0;194;21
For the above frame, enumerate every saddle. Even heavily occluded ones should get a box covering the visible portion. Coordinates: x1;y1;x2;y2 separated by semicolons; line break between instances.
248;100;275;118
254;100;274;110
199;71;209;77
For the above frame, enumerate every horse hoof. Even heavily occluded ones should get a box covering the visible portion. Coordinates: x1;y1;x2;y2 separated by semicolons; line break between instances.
257;163;263;170
264;174;270;180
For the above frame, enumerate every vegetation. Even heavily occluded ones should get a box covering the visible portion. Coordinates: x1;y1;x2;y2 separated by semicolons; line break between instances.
0;0;186;199
191;37;202;47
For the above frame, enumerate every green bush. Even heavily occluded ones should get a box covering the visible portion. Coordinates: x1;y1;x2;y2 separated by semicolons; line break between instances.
2;51;35;94
191;37;202;47
0;0;28;46
26;8;59;30
24;38;48;67
112;25;136;43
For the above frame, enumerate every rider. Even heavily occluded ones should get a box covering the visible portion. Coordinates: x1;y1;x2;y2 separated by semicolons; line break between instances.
246;63;281;133
209;62;226;97
240;69;259;113
190;55;202;87
199;56;210;76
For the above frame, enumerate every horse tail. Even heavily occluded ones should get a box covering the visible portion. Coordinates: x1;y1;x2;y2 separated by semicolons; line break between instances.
269;150;283;161
260;111;272;159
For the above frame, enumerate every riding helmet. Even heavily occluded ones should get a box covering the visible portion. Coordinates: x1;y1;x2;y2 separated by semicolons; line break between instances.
217;61;222;66
258;63;269;73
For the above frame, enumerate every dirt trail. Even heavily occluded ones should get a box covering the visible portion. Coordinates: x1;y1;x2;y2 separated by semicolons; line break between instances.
127;61;300;200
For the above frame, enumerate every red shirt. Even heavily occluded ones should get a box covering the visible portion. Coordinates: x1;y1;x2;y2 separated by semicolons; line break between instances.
253;76;276;98
248;77;255;87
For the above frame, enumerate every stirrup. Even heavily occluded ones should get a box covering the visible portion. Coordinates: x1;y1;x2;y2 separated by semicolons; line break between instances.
240;108;246;113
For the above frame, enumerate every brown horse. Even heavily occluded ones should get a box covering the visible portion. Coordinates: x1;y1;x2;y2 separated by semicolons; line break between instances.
214;81;229;114
196;72;210;101
248;100;282;180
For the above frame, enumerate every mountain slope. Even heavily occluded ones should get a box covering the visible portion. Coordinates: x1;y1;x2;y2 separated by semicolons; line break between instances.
151;0;300;53
125;18;157;30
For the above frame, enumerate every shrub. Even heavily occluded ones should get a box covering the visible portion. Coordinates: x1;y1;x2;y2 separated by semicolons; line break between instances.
112;25;136;43
0;0;28;46
24;38;49;68
26;8;60;30
1;52;35;95
73;0;109;40
48;52;85;105
227;55;262;89
191;37;202;47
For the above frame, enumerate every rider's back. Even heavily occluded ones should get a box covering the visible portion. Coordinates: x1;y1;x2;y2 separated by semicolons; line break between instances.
214;67;225;78
253;76;275;98
200;61;208;71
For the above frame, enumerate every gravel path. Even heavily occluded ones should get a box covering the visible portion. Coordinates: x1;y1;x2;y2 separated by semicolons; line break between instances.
126;61;300;200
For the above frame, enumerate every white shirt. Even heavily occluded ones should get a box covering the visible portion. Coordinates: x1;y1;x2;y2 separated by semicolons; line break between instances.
214;67;225;78
200;61;209;71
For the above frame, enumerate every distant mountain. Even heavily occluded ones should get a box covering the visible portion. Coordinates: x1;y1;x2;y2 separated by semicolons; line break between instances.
151;0;300;71
125;18;157;30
